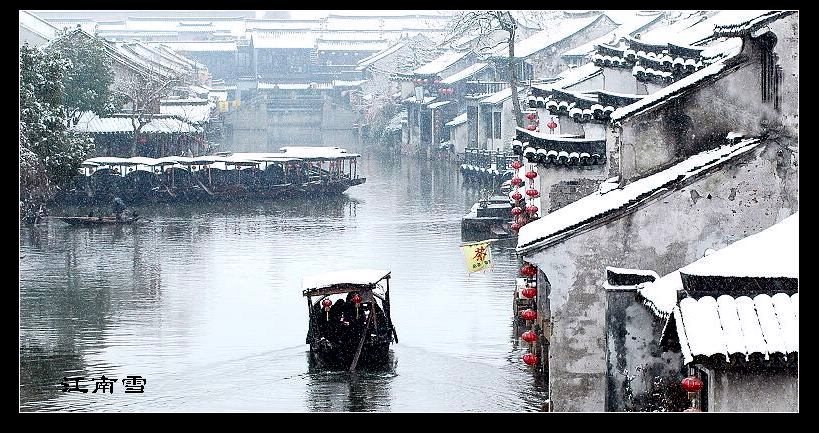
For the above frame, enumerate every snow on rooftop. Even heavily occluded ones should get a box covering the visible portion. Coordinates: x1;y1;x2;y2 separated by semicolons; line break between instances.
154;41;237;52
445;112;467;127
20;10;59;40
502;14;601;59
681;213;798;279
480;87;525;105
302;269;391;292
277;146;360;159
160;101;212;124
636;270;682;318
73;112;199;134
517;138;765;254
441;63;488;85
533;63;602;91
413;50;469;75
357;41;406;69
252;30;315;49
562;11;664;57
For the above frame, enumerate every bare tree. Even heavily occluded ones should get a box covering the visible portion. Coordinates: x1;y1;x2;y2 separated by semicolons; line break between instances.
447;11;524;127
113;68;183;156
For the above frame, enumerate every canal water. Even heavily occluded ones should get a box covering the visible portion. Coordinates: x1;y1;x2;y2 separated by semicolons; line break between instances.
19;147;547;412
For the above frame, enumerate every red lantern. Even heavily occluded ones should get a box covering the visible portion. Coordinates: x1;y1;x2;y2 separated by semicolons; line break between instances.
511;207;523;216
521;287;537;299
526;204;539;214
321;298;333;309
526;112;536;121
511;160;523;170
520;263;537;277
522;353;539;366
520;309;536;321
516;215;527;226
525;170;538;180
351;293;362;304
547;117;558;130
681;376;703;393
510;177;523;187
525;188;540;198
526;124;537;131
510;222;521;231
511;191;523;201
521;330;538;343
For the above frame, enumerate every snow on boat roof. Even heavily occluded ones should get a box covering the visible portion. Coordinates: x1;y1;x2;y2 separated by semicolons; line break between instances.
277;146;361;159
441;63;488;84
413;50;469;75
445;112;467;127
516;138;765;254
302;269;391;293
681;213;798;279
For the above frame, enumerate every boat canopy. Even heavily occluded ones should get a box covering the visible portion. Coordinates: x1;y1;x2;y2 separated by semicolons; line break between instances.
302;269;391;297
278;146;362;160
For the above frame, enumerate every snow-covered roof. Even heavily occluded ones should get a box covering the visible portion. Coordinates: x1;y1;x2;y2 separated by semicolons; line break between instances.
517;138;765;254
20;10;59;41
534;63;603;91
356;40;406;70
711;10;795;37
302;268;391;293
402;95;437;104
427;100;451;109
316;39;390;52
610;51;741;122
480;86;526;105
670;292;798;364
636;271;682;319
561;12;664;57
277;146;361;159
251;30;315;49
413;50;469;75
73;112;199;134
500;14;602;59
258;82;334;90
445;112;467;127
684;213;798;279
160;100;212;124
159;41;238;52
441;63;488;85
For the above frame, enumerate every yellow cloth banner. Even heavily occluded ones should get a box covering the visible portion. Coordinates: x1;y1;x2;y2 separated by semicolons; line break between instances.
462;241;492;273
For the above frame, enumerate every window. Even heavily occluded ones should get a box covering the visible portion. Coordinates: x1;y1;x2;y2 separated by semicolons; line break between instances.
493;111;502;139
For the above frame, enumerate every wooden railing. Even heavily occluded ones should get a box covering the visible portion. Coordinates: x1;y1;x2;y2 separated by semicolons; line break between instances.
462;148;518;171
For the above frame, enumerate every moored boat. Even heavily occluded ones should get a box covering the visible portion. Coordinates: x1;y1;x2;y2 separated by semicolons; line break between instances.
55;216;140;226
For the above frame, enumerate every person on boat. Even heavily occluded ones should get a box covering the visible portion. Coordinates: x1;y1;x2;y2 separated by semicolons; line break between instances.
328;299;346;343
112;197;127;220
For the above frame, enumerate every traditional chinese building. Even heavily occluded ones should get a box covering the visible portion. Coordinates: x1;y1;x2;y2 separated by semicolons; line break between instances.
508;10;798;412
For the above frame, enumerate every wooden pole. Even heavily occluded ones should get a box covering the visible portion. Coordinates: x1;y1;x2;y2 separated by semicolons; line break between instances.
349;308;374;372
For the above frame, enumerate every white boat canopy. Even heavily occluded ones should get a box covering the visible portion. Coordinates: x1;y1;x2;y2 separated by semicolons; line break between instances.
302;269;391;297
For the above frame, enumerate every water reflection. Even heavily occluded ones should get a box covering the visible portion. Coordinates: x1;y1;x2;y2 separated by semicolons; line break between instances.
20;146;546;412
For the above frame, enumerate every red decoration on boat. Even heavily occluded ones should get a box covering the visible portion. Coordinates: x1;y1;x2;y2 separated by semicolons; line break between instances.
521;287;537;299
511;160;523;170
525;170;538;180
511;207;523;216
681;376;703;393
511;222;521;231
526;204;539;214
520;309;536;321
522;353;539;366
511;177;523;186
511;191;523;201
521;330;538;343
520;263;537;277
525;188;540;198
526;124;537;131
321;298;333;308
351;293;362;304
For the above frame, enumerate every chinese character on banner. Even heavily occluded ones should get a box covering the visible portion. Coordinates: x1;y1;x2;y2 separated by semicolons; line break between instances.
462;240;493;273
61;376;89;393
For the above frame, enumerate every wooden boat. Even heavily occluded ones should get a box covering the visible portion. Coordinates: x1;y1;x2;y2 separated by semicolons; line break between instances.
303;269;397;371
55;216;140;226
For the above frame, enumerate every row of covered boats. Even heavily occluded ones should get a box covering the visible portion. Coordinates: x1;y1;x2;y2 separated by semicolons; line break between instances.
54;147;366;205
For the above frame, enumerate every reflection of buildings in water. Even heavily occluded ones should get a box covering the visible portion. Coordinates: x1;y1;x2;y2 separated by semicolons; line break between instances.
304;351;396;412
19;343;86;409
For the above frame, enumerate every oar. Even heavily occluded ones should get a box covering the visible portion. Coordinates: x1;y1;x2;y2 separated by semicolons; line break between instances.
349;310;374;373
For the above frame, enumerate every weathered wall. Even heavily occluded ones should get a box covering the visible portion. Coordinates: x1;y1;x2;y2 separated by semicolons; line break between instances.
769;13;799;130
619;54;775;182
450;123;468;154
525;141;798;411
606;287;685;412
600;67;649;95
548;178;602;212
710;368;798;412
